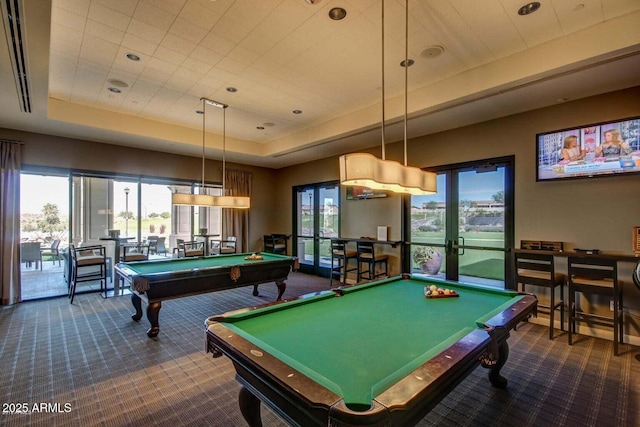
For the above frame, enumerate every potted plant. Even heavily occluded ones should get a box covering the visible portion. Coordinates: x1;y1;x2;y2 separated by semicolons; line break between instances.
413;245;443;275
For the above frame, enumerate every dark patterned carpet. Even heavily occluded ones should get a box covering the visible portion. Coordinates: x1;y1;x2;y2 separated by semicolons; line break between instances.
1;272;638;426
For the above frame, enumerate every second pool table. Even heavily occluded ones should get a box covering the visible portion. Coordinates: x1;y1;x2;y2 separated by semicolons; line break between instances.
115;252;298;337
205;275;537;426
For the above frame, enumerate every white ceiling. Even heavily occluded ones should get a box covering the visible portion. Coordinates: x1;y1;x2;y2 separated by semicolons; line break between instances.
1;0;639;168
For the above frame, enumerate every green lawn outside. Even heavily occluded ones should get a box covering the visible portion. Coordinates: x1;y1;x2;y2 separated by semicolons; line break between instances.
411;231;505;280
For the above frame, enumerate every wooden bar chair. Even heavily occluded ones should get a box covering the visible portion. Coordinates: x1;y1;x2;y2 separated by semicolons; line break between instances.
356;241;388;283
264;234;287;254
219;237;237;254
121;243;149;262
515;251;565;339
182;241;205;257
330;239;357;287
567;256;622;356
69;244;107;304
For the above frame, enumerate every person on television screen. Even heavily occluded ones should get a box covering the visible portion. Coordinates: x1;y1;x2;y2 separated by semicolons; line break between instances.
561;135;585;161
596;129;631;159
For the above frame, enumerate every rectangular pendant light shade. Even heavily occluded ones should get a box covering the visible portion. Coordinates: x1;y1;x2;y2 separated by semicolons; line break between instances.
212;195;250;209
171;193;214;206
339;153;436;195
172;193;250;208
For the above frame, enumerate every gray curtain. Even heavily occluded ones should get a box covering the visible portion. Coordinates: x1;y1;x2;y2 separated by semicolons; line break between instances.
222;170;251;252
1;141;22;305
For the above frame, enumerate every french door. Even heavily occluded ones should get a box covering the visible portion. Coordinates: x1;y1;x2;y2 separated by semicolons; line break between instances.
404;157;514;288
293;182;340;276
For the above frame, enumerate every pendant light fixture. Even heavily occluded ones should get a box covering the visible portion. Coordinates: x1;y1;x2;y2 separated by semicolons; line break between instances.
339;0;436;195
172;98;250;208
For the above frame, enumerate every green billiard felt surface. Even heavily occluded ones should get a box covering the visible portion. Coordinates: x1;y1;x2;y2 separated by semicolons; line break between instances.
220;277;521;406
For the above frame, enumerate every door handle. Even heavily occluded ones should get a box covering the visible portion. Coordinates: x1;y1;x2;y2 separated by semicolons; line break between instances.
450;237;465;255
445;240;453;254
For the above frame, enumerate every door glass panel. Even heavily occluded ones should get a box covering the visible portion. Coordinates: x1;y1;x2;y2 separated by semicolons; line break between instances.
318;186;339;269
113;180;138;238
296;188;315;266
141;182;176;250
20;173;69;300
410;174;446;278
457;167;506;285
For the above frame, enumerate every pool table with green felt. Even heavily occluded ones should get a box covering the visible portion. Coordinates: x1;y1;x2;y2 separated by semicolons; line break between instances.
205;274;537;426
115;252;297;338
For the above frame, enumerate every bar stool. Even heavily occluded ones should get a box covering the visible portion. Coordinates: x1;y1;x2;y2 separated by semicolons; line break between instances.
69;244;107;304
264;234;287;254
567;256;622;356
356;241;388;283
330;239;357;287
515;251;565;339
182;241;205;257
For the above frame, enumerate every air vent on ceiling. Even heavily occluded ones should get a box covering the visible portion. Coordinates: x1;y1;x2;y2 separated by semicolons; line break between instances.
1;0;31;113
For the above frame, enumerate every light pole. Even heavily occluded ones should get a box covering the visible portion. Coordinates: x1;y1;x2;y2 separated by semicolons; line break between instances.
124;187;130;236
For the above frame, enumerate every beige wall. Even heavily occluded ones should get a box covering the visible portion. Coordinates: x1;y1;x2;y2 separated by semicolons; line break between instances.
276;86;640;342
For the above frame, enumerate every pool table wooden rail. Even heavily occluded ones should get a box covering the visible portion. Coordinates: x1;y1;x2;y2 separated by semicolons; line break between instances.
204;280;538;426
116;253;298;338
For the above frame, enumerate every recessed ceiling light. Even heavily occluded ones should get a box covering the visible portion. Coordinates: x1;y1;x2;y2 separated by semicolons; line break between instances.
556;98;568;103
226;87;237;93
420;45;444;59
125;52;141;61
518;2;541;16
107;78;129;88
107;87;121;93
293;110;303;114
328;7;346;20
400;59;414;67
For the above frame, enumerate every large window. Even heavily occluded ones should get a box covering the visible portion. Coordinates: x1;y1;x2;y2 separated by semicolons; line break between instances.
71;174;223;254
19;169;224;300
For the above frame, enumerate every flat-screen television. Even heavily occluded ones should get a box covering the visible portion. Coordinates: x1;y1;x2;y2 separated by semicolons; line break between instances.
345;186;387;200
536;116;640;181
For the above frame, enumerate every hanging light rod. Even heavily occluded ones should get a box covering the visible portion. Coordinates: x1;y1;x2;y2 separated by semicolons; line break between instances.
339;0;436;196
172;97;250;209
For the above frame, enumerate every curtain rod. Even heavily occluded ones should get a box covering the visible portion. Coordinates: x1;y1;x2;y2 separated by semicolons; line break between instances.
0;139;24;145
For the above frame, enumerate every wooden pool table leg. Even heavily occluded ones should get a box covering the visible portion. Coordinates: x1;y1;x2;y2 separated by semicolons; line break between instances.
251;281;286;300
131;293;143;321
130;294;161;338
239;386;262;427
146;302;161;338
486;341;509;389
275;280;286;300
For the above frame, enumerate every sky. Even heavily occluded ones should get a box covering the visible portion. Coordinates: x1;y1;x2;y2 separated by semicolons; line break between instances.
412;168;504;206
21;175;69;215
20;175;172;216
